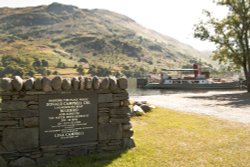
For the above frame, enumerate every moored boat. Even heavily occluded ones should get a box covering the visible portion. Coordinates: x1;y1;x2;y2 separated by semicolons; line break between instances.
143;64;243;90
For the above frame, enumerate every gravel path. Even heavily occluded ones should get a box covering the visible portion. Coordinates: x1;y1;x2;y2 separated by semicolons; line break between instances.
131;91;250;124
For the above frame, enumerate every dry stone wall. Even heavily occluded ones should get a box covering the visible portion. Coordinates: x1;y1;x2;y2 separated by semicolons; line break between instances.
0;76;135;167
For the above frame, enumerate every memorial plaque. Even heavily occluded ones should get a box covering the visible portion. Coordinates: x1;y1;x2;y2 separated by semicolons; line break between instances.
39;93;97;146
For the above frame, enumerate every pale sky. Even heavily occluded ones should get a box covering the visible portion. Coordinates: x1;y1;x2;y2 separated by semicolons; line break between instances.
0;0;227;51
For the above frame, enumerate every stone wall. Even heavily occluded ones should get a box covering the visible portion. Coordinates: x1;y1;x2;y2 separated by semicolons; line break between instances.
0;76;135;167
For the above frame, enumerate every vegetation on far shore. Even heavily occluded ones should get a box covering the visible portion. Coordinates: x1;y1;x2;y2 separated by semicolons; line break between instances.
46;107;250;167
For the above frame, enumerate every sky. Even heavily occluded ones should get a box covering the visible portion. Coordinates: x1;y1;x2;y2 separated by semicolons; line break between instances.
0;0;228;51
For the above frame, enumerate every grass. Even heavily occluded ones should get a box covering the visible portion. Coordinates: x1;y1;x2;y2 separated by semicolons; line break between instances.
46;108;250;167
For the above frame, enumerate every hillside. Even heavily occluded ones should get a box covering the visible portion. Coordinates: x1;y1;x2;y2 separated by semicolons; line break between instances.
0;2;212;77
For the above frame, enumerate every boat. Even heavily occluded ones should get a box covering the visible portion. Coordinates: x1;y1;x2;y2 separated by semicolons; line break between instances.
143;64;242;90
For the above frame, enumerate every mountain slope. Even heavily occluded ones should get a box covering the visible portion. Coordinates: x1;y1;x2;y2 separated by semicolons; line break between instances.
0;2;212;77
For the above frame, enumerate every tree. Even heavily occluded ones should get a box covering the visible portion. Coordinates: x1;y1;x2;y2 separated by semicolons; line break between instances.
32;58;41;67
77;65;85;75
57;59;67;68
1;55;31;77
194;0;250;92
41;59;49;67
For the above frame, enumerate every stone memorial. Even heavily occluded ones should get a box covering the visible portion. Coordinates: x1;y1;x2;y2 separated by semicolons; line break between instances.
0;76;135;167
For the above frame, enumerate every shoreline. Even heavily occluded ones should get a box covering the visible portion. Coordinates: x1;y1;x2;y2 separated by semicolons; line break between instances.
130;90;250;124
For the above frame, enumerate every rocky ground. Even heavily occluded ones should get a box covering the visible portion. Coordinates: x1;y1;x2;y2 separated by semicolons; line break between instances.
131;90;250;124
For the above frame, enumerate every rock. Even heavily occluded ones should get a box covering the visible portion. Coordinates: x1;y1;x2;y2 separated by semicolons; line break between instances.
132;105;143;112
117;77;128;90
132;105;145;116
123;129;134;138
140;104;151;112
12;76;23;91
92;76;100;90
72;77;79;90
133;101;141;106
123;138;136;149
1;101;27;110
34;78;42;90
2;128;38;151
149;105;156;109
0;156;7;167
98;94;113;103
51;76;62;91
109;77;117;91
42;77;52;92
123;123;132;130
9;157;35;167
98;115;110;123
24;117;38;127
113;92;129;101
100;77;110;89
62;78;71;90
99;123;123;140
0;78;12;91
79;76;85;90
24;78;35;91
85;77;92;89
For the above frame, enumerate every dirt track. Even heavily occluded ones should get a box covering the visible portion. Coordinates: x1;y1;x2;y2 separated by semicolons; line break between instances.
131;90;250;124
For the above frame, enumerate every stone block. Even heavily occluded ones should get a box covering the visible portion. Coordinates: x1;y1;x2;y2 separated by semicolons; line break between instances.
30;151;42;159
98;116;110;123
1;95;12;100
24;117;38;127
111;107;130;115
85;77;92;89
98;102;120;108
79;76;85;90
34;78;42;90
12;76;23;91
113;92;129;101
109;77;117;91
92;76;100;90
110;118;130;123
2;128;39;151
8;110;38;118
0;156;7;167
27;101;38;105
62;78;71;90
0;144;7;152
24;78;35;91
108;140;122;146
99;123;122;140
51;76;62;91
122;123;132;130
28;104;38;110
0;113;8;119
120;100;130;107
9;157;35;167
117;77;128;90
123;138;136;149
0;78;12;92
42;77;52;92
100;77;109;89
98;93;113;103
123;129;134;138
1;101;27;111
72;77;79;90
98;108;110;113
13;95;38;101
0;120;19;126
101;145;121;151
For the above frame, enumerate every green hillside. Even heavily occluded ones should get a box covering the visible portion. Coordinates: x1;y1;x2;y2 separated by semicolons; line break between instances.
0;2;212;77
